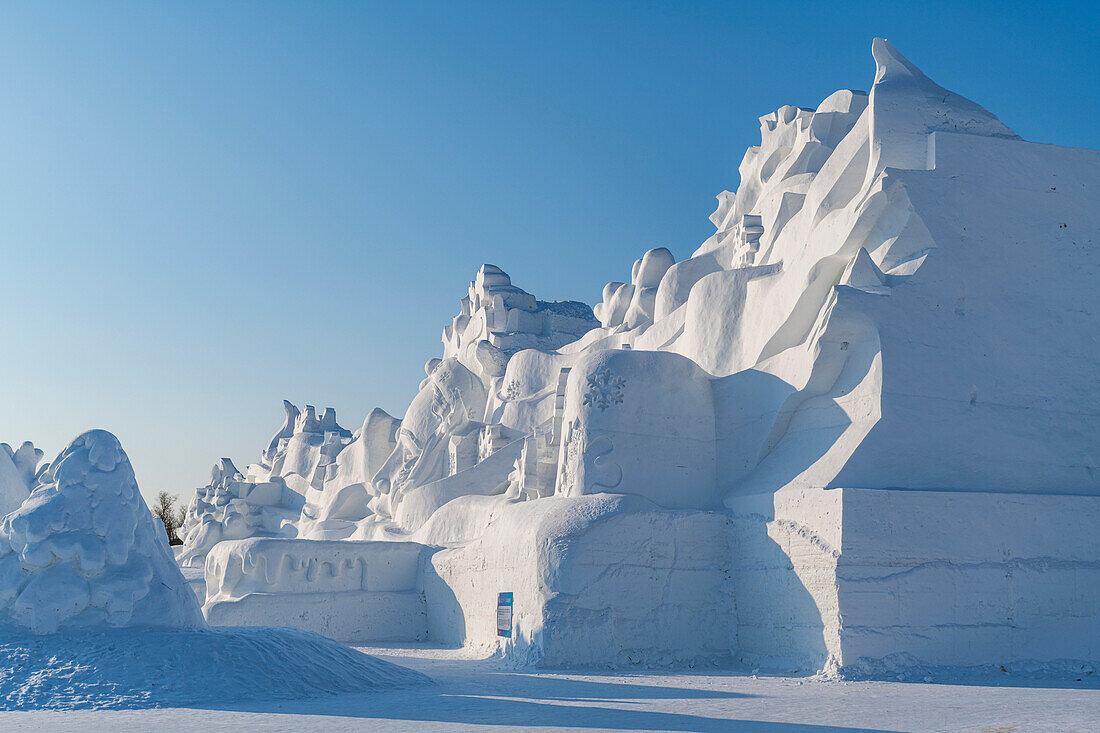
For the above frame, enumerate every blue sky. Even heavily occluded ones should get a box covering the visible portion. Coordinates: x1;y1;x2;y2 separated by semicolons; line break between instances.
1;1;1097;502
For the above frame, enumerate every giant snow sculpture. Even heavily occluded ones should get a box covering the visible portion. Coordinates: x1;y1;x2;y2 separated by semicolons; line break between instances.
0;430;427;710
192;39;1100;677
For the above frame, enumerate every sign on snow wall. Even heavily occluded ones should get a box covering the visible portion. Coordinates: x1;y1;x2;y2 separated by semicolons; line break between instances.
496;592;513;638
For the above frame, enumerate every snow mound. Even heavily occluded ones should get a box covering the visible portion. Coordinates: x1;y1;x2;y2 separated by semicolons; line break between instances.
0;430;205;633
0;625;430;710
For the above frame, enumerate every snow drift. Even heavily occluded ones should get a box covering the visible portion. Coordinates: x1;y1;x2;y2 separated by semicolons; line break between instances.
0;626;429;710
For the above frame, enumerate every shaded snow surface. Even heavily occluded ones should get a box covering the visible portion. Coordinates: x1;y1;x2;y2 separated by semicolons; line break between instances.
2;644;1097;731
0;626;430;710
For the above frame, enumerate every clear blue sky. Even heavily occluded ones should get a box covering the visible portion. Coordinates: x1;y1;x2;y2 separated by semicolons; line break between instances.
1;1;1097;503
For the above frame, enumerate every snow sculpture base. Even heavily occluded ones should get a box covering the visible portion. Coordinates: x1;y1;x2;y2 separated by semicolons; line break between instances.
203;538;429;643
195;489;1100;677
728;487;1100;675
424;495;735;668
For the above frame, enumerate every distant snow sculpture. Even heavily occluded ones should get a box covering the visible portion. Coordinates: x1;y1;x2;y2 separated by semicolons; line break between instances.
0;430;205;633
298;407;401;540
262;399;299;463
177;457;304;568
0;441;44;518
443;264;598;367
257;404;353;494
178;403;357;564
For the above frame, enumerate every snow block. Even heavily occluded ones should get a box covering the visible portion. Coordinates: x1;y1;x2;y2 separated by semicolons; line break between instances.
728;487;1100;675
425;494;734;667
203;538;429;642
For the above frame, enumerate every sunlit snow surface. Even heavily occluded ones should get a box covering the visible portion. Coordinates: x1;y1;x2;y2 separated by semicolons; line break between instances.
0;626;429;710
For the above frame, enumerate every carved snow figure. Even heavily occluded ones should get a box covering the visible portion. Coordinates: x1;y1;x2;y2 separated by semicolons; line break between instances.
261;400;299;464
444;264;598;376
298;407;401;540
178;401;355;562
0;430;205;632
0;434;428;709
370;357;488;518
264;405;352;494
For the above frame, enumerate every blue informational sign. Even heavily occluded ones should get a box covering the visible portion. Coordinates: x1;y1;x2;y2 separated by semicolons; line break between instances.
496;592;513;638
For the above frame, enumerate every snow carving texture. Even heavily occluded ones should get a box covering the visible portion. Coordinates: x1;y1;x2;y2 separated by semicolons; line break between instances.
583;369;626;410
0;430;205;633
299;407;401;540
443;264;598;373
178;457;304;568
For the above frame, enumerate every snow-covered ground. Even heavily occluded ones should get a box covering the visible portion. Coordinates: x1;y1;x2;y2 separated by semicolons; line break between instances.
1;644;1096;732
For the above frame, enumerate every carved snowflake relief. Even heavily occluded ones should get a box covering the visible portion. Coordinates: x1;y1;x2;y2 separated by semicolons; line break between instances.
583;368;626;410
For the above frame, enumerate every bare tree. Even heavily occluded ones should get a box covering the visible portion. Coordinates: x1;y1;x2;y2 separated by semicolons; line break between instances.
151;491;185;545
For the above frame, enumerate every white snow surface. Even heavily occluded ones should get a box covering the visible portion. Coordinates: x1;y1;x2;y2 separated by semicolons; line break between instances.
0;645;1095;731
0;627;429;711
